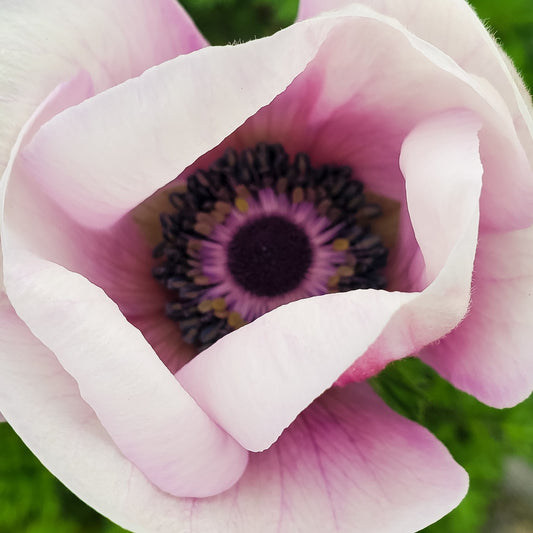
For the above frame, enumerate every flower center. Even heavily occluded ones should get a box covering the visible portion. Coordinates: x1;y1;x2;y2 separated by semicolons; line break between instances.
153;143;388;351
227;215;313;297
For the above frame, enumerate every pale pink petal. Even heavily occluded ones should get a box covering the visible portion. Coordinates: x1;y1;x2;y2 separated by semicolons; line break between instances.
0;70;95;286
423;226;533;407
22;5;529;232
0;0;206;177
0;303;467;532
0;292;183;531
297;0;533;160
293;2;533;231
178;110;482;451
1;244;248;497
21;24;327;229
182;383;468;533
297;0;351;19
2;78;195;374
1;82;248;496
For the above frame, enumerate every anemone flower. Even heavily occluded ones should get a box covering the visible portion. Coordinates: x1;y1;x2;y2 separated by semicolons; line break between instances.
1;1;532;531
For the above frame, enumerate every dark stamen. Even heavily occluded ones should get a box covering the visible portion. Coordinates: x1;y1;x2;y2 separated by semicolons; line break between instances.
153;143;388;352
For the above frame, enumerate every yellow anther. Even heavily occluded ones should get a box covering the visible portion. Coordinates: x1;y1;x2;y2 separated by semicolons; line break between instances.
276;177;288;194
332;238;350;251
228;311;246;329
212;298;227;312
235;197;249;213
197;212;216;225
211;210;227;223
292;187;304;204
197;299;213;313
337;265;355;278
194;275;211;286
194;222;213;236
317;199;332;216
327;274;340;290
215;201;233;215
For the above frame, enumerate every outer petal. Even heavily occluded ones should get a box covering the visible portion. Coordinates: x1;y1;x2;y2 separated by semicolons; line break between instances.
296;1;533;232
0;0;206;177
1;80;248;498
181;384;468;533
423;227;533;407
178;109;482;451
297;0;533;161
0;327;468;533
20;21;328;229
21;4;527;232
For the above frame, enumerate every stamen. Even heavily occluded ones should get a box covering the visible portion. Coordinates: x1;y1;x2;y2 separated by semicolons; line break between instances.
153;143;388;352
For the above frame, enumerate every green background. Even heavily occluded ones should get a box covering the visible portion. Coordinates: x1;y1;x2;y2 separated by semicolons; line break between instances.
1;1;533;532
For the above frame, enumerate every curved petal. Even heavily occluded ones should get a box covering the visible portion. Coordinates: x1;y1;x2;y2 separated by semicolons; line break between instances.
182;384;468;533
1;247;248;497
297;0;533;161
0;0;206;178
20;21;328;229
423;226;533;407
0;70;95;287
21;4;529;233
0;322;468;533
1;82;247;500
178;109;482;451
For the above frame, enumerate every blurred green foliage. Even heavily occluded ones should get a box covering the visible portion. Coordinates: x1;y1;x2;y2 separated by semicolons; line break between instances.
1;0;532;532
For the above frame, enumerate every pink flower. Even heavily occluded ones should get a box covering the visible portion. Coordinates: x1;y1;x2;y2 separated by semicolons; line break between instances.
1;0;532;531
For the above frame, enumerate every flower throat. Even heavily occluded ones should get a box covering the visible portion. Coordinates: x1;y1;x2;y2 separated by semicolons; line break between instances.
153;143;388;351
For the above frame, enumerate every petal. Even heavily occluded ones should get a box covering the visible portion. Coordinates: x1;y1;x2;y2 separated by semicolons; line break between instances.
297;0;533;159
423;226;533;407
22;4;525;232
1;84;247;500
0;70;95;285
0;292;180;531
20;22;327;229
295;1;533;231
0;0;206;177
177;109;482;451
1;249;248;497
0;312;467;533
183;384;468;533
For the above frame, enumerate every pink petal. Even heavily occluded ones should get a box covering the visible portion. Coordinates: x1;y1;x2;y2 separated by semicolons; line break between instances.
1;82;247;499
21;25;326;229
3;78;196;374
0;303;467;532
423;226;533;407
294;1;533;232
0;70;95;284
191;383;468;533
2;244;248;497
297;0;533;158
178;110;483;451
22;4;527;232
0;292;175;531
0;0;206;176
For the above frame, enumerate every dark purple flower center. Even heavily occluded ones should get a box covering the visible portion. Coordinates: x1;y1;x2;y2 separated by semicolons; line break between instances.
227;215;313;297
153;143;388;351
